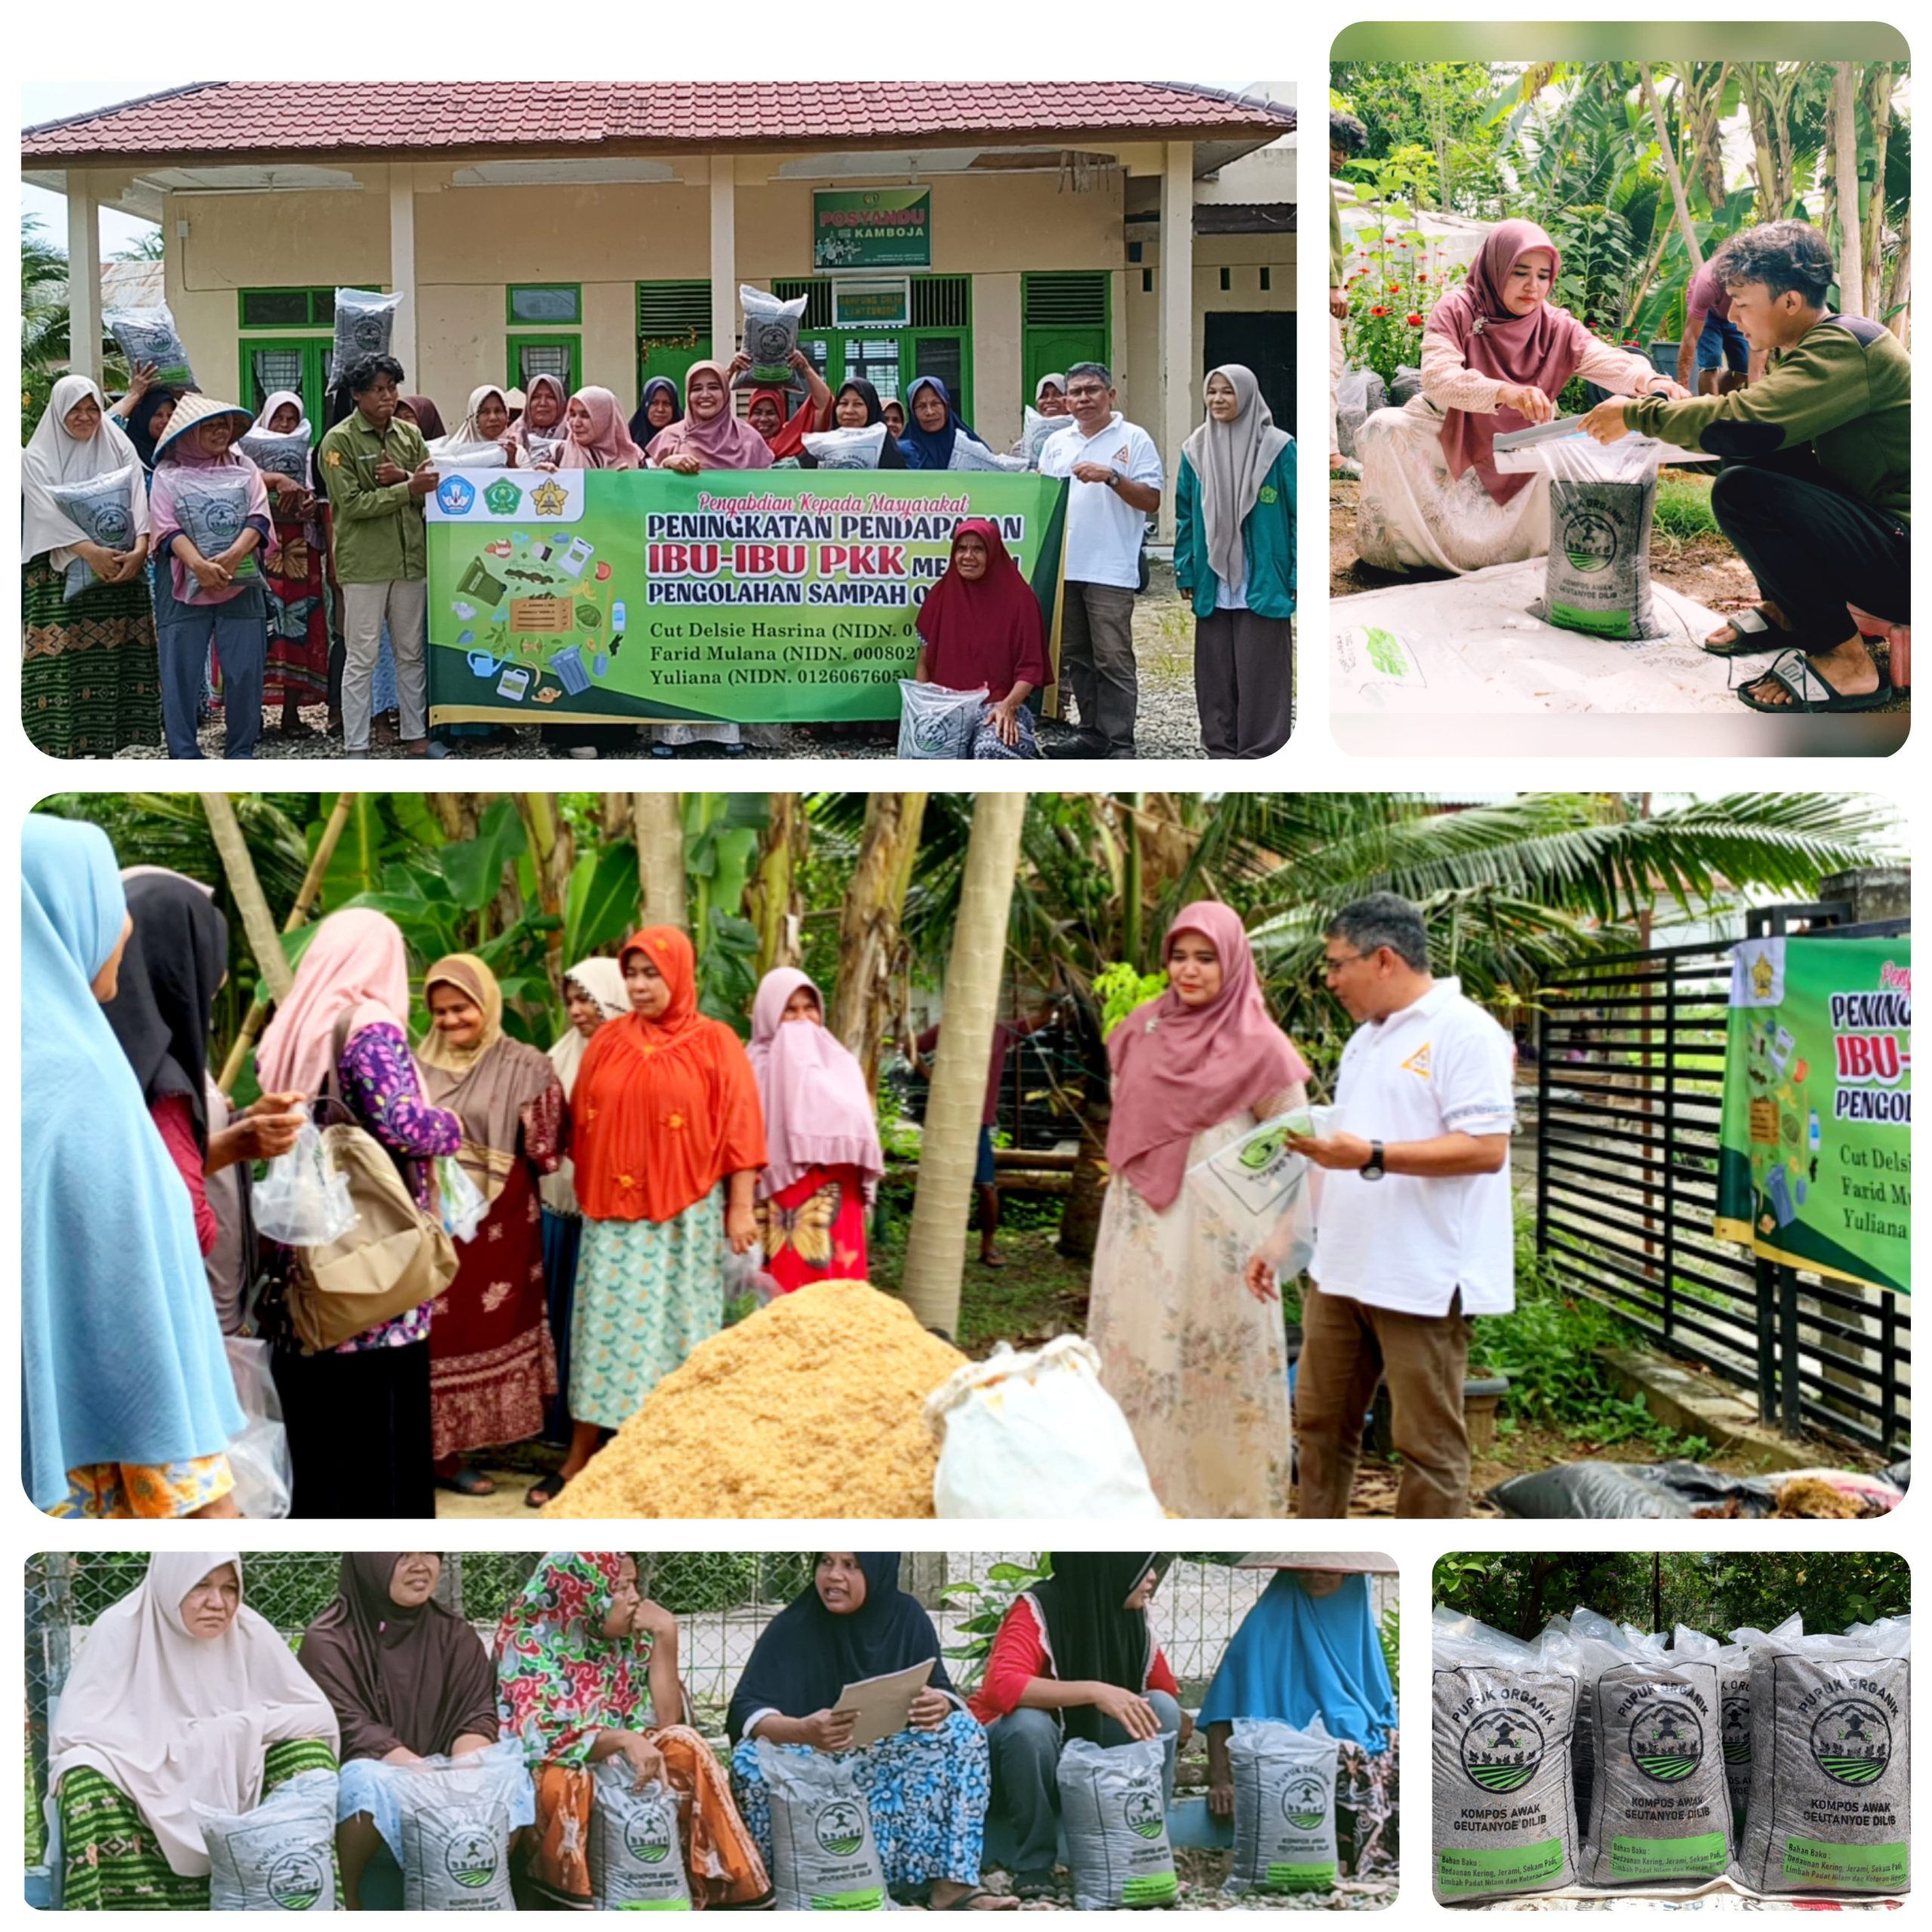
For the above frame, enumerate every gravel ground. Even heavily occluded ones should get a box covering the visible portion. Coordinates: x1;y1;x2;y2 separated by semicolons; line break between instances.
110;565;1220;762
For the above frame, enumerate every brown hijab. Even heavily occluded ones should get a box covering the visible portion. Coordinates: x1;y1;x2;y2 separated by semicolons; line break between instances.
297;1554;499;1761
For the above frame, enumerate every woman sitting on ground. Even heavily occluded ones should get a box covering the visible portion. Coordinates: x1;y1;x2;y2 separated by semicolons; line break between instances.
1354;219;1687;574
798;377;909;469
730;1553;1017;1911
971;1555;1188;1901
495;1552;771;1908
49;1554;341;1910
731;347;835;460
300;1552;531;1909
913;519;1053;758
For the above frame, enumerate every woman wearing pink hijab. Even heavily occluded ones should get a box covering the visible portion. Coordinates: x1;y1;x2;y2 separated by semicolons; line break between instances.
1355;218;1687;573
1087;902;1310;1517
557;386;645;470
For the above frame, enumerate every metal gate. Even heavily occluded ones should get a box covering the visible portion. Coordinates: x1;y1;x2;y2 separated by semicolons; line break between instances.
1535;902;1910;1457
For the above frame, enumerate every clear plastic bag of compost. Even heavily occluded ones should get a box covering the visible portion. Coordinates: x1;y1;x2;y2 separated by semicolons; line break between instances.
329;288;405;388
169;469;263;604
736;285;808;385
48;466;141;601
253;1121;358;1247
801;423;888;469
223;1335;294;1519
524;434;565;468
1389;363;1423;406
947;438;1029;473
435;1155;488;1242
897;680;987;759
431;440;509;469
1020;407;1079;467
105;302;196;387
238;430;312;484
1335;367;1388;460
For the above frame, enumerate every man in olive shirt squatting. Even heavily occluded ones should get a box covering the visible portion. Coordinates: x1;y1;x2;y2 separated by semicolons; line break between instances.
1582;219;1909;714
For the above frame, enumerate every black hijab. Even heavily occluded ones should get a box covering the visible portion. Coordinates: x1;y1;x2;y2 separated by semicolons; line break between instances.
103;871;229;1149
1029;1554;1161;1743
728;1554;953;1742
125;386;185;470
798;380;907;470
628;377;683;451
297;1553;500;1761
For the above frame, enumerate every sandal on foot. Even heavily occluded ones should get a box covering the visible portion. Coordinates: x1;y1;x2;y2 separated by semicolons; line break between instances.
1703;605;1783;655
942;1890;1020;1911
525;1474;569;1509
1736;649;1894;714
1011;1871;1057;1901
435;1467;497;1497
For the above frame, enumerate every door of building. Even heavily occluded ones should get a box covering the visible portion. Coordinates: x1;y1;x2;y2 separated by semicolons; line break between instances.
1204;311;1295;434
1021;272;1112;408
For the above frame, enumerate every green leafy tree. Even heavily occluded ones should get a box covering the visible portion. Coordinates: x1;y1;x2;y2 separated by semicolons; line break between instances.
1332;61;1511;214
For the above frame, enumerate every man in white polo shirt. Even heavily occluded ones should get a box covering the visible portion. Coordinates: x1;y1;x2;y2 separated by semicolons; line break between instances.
1250;891;1517;1518
1038;361;1164;758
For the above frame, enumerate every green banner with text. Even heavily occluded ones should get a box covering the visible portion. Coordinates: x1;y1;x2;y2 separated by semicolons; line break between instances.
426;467;1066;727
1715;934;1910;1296
813;186;931;269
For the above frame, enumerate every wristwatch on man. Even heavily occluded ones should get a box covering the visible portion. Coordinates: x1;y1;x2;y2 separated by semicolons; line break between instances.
1361;1140;1386;1181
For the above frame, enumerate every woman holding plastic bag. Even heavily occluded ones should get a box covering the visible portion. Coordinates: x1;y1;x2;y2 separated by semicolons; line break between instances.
496;1552;771;1908
1087;903;1310;1518
300;1551;528;1908
148;394;273;758
747;969;885;1291
798;377;909;470
48;1553;341;1909
1354;220;1686;573
416;954;567;1500
23;374;161;755
896;374;991;469
731;346;835;460
429;383;522;467
25;819;242;1519
906;520;1053;759
509;371;571;465
255;908;463;1519
729;1552;1015;1911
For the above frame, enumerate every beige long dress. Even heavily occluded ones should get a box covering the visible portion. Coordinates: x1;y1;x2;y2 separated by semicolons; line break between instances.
1087;1108;1294;1518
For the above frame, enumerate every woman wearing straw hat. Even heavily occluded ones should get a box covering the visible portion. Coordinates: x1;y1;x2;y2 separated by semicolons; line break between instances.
148;393;272;758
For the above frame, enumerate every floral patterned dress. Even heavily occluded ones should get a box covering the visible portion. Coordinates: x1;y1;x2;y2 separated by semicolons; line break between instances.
493;1553;770;1908
1086;1109;1293;1518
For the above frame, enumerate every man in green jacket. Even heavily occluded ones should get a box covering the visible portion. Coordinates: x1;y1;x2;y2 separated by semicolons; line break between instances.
317;352;440;753
1329;112;1370;478
1582;220;1907;713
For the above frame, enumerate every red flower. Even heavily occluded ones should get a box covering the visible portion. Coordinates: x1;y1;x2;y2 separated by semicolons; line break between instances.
1407;312;1424;327
1417;272;1429;282
1369;305;1389;318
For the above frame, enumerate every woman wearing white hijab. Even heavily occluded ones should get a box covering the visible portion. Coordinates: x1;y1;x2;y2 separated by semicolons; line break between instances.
1175;364;1295;759
432;383;523;466
48;1552;341;1909
23;374;161;756
530;957;629;1493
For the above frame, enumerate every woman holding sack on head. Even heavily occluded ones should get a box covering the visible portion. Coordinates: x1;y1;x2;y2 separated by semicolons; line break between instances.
23;374;161;755
48;1553;342;1911
729;1553;1017;1912
495;1552;771;1909
1177;365;1296;759
1086;902;1310;1518
254;907;463;1521
552;928;766;1492
913;518;1053;758
416;955;567;1500
728;346;836;460
1355;218;1688;573
747;968;885;1291
532;958;630;1484
299;1551;529;1909
248;390;335;736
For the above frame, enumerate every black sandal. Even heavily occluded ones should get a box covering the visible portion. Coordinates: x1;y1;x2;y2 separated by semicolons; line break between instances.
435;1466;497;1498
1736;649;1895;714
525;1473;568;1509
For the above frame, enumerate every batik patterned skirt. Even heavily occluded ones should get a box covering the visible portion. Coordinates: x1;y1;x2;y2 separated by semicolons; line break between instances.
22;555;163;757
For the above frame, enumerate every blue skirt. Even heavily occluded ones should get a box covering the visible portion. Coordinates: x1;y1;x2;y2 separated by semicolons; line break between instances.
540;1209;582;1444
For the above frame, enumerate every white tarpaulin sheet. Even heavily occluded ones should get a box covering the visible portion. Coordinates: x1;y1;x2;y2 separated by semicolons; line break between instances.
1331;561;1778;715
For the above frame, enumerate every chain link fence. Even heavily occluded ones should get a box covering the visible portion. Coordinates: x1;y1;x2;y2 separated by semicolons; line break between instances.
25;1552;1395;1870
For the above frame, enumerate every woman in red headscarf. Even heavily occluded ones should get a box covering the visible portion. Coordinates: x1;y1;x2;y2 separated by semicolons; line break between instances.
912;519;1054;758
1354;219;1688;573
547;928;767;1494
727;348;835;461
1087;903;1310;1517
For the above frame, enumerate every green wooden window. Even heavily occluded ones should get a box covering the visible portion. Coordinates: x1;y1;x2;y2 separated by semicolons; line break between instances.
237;338;334;440
506;284;582;325
635;281;713;401
238;287;337;331
508;334;582;395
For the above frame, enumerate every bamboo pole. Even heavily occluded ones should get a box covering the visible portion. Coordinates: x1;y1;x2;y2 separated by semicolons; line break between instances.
215;792;355;1094
1639;65;1704;269
1831;64;1866;325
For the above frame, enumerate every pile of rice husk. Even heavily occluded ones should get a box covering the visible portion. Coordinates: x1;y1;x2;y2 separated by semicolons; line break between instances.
543;1279;967;1518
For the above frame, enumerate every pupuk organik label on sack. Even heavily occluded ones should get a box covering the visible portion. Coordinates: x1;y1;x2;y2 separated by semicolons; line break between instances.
1432;1664;1581;1903
1580;1661;1730;1885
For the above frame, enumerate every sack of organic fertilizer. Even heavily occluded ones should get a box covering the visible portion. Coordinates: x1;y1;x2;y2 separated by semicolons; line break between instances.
1529;432;1667;641
1432;1611;1582;1904
393;1746;524;1912
1563;1608;1669;1826
1675;1618;1800;1847
197;1768;339;1911
105;301;195;387
1059;1734;1177;1910
897;679;986;759
168;469;262;605
756;1740;885;1910
330;288;405;388
239;430;312;485
737;285;808;386
589;1762;691;1910
946;437;1029;473
802;423;888;469
1021;408;1079;466
48;466;140;601
1731;1619;1910;1897
1226;1717;1340;1897
1579;1656;1730;1887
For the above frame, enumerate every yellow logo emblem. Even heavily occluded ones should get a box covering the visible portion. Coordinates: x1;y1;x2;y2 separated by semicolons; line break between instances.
529;478;568;517
1401;1043;1432;1078
1749;950;1777;1000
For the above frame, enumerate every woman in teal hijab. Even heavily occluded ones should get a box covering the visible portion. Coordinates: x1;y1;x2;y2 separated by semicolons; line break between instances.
22;814;243;1517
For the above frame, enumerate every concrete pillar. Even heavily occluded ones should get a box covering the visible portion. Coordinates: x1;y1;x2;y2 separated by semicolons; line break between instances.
66;170;102;388
388;165;419;385
1819;866;1912;924
1157;142;1195;541
711;158;738;363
